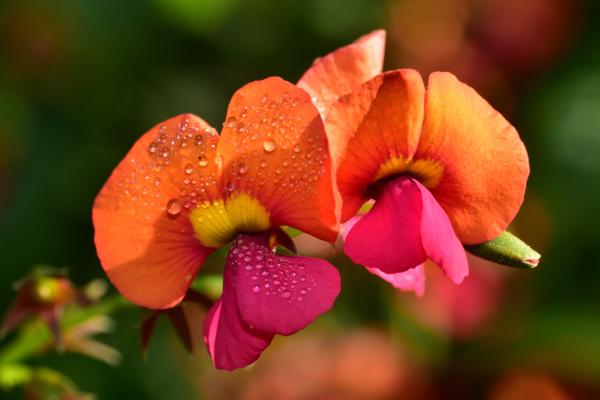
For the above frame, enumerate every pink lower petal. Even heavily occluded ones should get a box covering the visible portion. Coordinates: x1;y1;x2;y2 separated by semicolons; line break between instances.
233;235;340;336
416;181;469;284
344;177;468;285
344;178;427;273
202;256;274;371
366;265;426;297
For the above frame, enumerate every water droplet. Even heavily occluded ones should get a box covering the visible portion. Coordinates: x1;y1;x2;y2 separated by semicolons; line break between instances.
282;291;291;299
252;285;261;293
184;163;194;174
245;265;253;271
263;140;277;154
259;160;267;168
226;117;237;128
148;142;158;154
194;134;204;145
198;156;209;167
293;144;301;153
238;163;248;175
166;199;182;217
215;155;223;167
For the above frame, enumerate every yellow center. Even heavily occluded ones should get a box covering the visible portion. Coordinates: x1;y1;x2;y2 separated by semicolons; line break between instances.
374;156;444;189
190;192;270;248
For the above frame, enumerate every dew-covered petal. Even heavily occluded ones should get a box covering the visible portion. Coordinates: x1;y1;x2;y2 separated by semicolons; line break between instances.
203;296;274;371
366;265;426;297
326;69;425;221
93;114;219;309
344;177;468;284
217;77;339;242
298;30;386;117
231;235;340;336
417;72;529;244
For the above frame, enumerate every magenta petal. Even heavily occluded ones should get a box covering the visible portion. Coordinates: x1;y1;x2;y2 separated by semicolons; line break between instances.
233;235;340;336
344;178;427;273
416;181;469;284
202;253;274;370
366;265;426;297
344;177;468;284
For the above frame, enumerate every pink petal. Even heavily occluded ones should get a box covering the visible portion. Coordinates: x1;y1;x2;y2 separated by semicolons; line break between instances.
202;258;274;371
344;178;427;273
344;177;468;284
366;265;426;297
344;216;425;296
417;180;469;284
233;235;340;336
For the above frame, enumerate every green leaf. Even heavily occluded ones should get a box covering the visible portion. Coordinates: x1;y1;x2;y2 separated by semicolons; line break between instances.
0;363;32;389
465;231;541;269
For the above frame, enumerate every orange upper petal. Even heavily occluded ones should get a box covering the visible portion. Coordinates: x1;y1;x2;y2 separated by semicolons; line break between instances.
93;114;219;309
217;77;339;242
416;72;529;244
327;69;426;220
298;30;386;117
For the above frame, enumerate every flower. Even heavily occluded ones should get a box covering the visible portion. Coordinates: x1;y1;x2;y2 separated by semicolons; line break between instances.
300;31;529;294
1;268;77;346
92;77;341;370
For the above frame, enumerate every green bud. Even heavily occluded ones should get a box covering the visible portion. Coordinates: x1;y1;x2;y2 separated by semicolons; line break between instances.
465;231;541;269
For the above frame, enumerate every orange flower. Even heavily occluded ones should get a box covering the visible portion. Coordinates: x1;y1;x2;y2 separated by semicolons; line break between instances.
301;31;529;293
92;77;340;370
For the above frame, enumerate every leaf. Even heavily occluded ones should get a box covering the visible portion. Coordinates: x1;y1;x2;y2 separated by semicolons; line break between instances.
465;231;541;269
0;363;32;389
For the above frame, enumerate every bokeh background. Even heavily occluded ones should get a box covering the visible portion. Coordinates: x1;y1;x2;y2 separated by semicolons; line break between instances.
1;0;599;398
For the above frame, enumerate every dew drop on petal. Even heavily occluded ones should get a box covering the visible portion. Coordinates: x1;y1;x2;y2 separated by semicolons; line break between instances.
198;156;209;167
184;163;194;174
226;117;237;128
166;199;182;218
263;140;277;154
282;291;291;299
238;163;248;175
148;142;158;154
252;285;261;293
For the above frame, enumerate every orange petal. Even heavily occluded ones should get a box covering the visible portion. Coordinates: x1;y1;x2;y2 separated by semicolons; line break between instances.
217;77;339;242
93;114;219;309
416;72;529;244
327;69;426;221
298;30;386;117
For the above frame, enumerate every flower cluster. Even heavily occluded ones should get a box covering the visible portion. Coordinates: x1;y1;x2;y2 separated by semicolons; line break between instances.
92;30;531;370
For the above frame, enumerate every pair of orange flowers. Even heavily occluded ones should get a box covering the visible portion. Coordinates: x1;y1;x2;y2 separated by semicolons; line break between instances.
92;31;529;370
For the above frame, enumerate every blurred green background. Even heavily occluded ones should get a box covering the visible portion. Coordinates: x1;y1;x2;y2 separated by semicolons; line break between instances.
1;0;600;398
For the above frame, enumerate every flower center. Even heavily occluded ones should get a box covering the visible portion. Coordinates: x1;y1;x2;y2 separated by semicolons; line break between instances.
190;192;270;248
374;156;444;189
